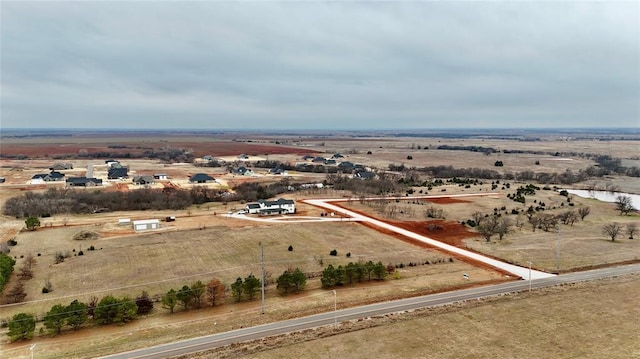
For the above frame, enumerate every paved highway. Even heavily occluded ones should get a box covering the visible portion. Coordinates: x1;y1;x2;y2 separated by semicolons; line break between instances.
103;263;639;359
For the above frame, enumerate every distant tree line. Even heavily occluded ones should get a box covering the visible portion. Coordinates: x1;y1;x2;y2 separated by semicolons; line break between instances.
325;174;402;196
388;161;638;186
429;149;639;178
0;148;195;163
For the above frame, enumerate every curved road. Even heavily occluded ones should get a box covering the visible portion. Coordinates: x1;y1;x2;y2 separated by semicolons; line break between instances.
103;264;640;359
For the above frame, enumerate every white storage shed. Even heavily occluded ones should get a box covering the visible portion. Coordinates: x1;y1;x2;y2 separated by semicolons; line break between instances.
132;219;160;231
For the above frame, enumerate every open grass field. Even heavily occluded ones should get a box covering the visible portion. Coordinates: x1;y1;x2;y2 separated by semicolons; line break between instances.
341;185;640;273
239;273;640;359
1;217;504;320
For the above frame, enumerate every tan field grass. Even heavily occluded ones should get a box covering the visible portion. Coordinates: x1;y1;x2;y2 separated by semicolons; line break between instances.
241;274;640;359
1;219;503;320
341;187;640;272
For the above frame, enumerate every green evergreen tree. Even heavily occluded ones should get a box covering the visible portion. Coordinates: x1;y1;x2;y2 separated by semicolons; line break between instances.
66;300;88;330
44;304;68;335
243;274;261;301
231;277;244;302
7;313;36;341
162;289;178;313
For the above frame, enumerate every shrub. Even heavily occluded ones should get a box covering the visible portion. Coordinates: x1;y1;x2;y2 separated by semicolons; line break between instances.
329;249;338;256
54;252;65;264
8;239;18;246
288;245;293;252
73;230;100;241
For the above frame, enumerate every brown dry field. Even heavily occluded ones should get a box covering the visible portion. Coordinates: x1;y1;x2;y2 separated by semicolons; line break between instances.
1;132;639;357
235;274;640;359
340;186;640;273
0;134;319;158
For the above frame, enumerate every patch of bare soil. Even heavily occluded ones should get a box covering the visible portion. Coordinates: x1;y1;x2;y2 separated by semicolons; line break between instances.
329;200;516;277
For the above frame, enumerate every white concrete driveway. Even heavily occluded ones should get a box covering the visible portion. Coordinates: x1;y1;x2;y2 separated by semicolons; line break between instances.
304;194;555;280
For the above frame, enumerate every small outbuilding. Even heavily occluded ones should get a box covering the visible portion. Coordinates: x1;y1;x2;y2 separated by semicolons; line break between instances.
132;219;160;231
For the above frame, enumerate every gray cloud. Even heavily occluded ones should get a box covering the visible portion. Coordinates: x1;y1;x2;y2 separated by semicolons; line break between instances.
1;1;638;130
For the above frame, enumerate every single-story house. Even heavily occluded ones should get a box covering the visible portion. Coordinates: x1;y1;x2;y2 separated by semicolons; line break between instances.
312;157;326;163
49;162;73;171
153;173;168;180
235;167;254;176
324;159;337;165
66;177;103;186
338;161;355;170
355;171;376;180
108;167;129;180
245;198;295;215
302;155;315;161
31;171;65;182
332;153;344;159
133;175;155;185
237;154;249;160
269;167;288;175
132;219;160;231
189;173;216;183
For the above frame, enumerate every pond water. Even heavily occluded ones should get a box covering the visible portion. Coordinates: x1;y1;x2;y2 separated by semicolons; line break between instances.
565;189;640;209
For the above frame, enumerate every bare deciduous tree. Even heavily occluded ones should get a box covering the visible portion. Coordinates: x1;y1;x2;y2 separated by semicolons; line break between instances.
577;206;591;220
495;217;513;240
471;211;484;226
615;195;635;215
627;223;638;239
602;223;623;241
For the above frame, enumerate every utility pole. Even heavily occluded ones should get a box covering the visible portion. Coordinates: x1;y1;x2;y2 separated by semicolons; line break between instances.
260;242;265;315
556;227;561;272
333;290;337;326
527;261;533;292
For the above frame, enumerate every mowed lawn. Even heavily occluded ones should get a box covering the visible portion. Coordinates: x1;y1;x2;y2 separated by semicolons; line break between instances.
246;274;640;359
3;220;501;318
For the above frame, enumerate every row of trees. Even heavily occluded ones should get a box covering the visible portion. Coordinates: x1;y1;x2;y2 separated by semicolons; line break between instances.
162;278;226;313
321;261;387;288
4;187;230;218
4;178;304;218
2;147;195;163
7;292;152;341
0;253;15;292
276;268;307;294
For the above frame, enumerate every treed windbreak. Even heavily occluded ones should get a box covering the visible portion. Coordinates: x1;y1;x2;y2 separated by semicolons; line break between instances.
3;181;292;218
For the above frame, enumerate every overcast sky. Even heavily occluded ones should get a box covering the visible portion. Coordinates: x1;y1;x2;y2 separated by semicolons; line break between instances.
1;1;638;130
